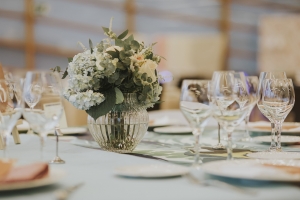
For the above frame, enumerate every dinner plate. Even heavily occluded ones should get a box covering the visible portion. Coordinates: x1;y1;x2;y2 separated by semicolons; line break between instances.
246;152;300;159
115;164;190;178
248;122;300;134
0;168;65;191
17;120;87;135
252;136;300;145
153;126;192;134
202;159;300;182
148;117;178;128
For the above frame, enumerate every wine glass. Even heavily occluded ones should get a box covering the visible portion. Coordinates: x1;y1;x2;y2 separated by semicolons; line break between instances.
207;80;225;149
180;80;211;168
22;71;64;160
0;79;23;157
262;78;295;151
241;76;259;141
256;71;287;151
211;72;250;160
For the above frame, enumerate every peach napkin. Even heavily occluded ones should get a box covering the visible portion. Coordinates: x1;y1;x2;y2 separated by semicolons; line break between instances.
0;161;49;184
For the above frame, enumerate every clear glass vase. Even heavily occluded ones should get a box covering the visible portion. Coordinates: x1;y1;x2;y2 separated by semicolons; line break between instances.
87;93;149;153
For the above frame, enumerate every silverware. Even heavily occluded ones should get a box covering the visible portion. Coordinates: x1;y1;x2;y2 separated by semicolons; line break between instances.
185;173;256;195
55;182;84;200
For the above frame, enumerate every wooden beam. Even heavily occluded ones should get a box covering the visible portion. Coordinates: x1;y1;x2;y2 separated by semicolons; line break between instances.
25;0;35;70
125;0;136;33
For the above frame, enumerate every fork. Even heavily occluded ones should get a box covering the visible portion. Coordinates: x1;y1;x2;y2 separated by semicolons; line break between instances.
185;173;256;195
55;182;84;200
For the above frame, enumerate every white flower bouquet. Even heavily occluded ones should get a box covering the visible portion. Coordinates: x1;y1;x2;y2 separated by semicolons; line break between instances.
54;20;163;120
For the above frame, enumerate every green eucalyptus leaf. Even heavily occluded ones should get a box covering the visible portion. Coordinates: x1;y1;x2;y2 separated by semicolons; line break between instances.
115;87;124;104
131;40;140;51
102;27;109;33
115;39;124;47
126;34;134;42
68;57;73;63
106;51;119;58
86;87;116;120
89;39;93;53
118;30;128;39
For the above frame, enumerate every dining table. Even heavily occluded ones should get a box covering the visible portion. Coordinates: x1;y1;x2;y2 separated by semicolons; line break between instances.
1;109;300;200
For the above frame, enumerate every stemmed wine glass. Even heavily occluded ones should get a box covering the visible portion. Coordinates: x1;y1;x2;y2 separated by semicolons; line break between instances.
22;71;64;160
262;78;295;151
257;72;287;151
0;79;23;157
180;80;211;168
207;80;225;149
211;72;250;160
241;76;259;141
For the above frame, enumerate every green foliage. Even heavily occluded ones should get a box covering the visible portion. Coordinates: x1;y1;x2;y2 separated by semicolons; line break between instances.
86;87;116;120
115;87;124;104
89;39;93;53
117;30;128;39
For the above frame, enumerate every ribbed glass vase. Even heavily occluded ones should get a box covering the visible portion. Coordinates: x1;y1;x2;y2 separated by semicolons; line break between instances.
87;93;149;153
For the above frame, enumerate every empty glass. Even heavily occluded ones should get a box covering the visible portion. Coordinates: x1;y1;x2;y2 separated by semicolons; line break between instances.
180;80;211;168
22;71;64;159
262;78;295;151
0;79;23;157
211;72;250;160
257;71;287;151
242;76;259;141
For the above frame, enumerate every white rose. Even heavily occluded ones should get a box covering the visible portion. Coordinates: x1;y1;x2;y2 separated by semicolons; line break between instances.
139;59;158;83
130;53;144;65
106;46;123;52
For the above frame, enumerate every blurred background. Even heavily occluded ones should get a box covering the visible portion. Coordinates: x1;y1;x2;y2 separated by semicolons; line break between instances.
0;0;300;122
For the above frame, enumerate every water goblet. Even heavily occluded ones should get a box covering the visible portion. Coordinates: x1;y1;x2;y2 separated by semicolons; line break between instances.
262;78;295;151
257;71;287;151
242;76;259;142
207;80;225;149
0;79;23;157
22;71;64;160
180;80;211;168
211;72;251;160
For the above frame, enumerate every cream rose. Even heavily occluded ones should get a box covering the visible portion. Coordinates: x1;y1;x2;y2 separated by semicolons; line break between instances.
106;46;123;52
139;59;157;83
130;53;145;64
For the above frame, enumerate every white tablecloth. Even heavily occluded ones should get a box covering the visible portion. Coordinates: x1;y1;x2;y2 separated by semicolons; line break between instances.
1;110;300;200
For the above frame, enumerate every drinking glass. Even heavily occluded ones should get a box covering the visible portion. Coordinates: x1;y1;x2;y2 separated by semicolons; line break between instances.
22;71;64;159
242;76;259;141
262;78;295;151
0;79;23;157
256;72;287;151
207;80;225;149
211;72;250;160
180;80;211;168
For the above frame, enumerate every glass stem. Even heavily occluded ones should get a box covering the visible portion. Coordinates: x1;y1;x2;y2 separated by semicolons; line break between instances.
275;122;282;151
192;128;203;168
2;131;10;158
244;115;250;139
269;122;277;151
40;135;46;160
227;131;233;160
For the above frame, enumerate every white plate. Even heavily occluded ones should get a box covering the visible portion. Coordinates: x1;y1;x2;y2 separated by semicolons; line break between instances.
202;159;300;182
0;168;65;191
252;136;300;144
115;164;190;178
153;126;192;134
248;122;300;134
17;121;87;135
246;152;300;159
148;117;178;128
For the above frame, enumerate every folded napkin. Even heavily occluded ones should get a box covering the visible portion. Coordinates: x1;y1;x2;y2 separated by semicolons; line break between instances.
0;161;49;184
